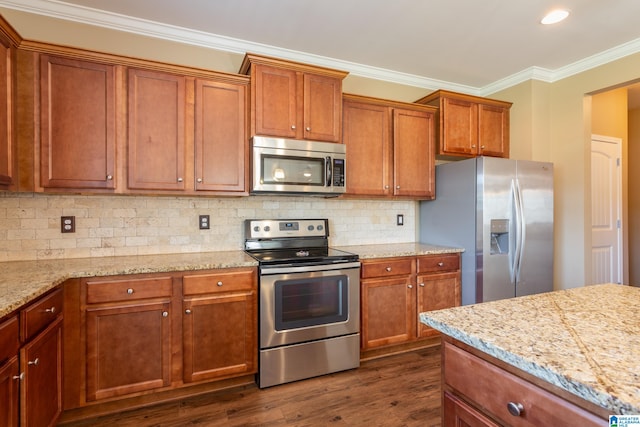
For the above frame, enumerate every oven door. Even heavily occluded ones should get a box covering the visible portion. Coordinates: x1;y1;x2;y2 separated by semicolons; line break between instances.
259;262;360;349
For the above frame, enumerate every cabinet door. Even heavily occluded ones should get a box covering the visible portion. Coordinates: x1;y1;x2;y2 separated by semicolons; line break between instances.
343;101;391;196
253;64;297;138
441;97;478;157
393;108;435;198
20;316;62;427
478;104;509;158
361;276;415;349
86;301;172;401
183;290;257;383
0;35;12;188
40;55;116;189
194;78;247;193
417;272;460;338
443;391;500;427
303;73;342;142
128;68;186;190
0;356;19;427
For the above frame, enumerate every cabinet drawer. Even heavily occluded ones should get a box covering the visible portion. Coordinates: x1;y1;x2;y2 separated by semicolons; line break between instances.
361;258;413;279
417;253;460;273
443;342;605;427
183;268;256;296
86;276;173;304
21;287;63;342
0;315;19;363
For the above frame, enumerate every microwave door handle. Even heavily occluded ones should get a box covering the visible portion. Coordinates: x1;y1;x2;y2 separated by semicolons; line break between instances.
325;156;332;187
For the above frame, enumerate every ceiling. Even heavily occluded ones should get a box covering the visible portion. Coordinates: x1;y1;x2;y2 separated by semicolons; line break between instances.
3;0;640;98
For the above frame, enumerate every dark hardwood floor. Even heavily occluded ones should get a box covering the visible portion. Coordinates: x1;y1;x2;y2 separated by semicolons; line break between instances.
62;346;442;427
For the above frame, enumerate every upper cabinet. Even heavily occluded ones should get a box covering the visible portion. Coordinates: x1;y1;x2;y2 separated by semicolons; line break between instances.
240;53;347;143
40;54;117;190
416;90;512;159
342;94;436;199
0;17;20;190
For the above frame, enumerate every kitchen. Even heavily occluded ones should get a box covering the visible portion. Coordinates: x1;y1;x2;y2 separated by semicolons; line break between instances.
1;1;640;426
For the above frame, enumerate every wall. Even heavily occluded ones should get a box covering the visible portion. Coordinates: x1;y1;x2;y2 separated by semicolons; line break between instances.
629;108;640;284
0;193;416;262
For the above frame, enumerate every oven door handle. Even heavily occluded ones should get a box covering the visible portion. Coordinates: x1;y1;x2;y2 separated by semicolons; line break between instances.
260;261;361;275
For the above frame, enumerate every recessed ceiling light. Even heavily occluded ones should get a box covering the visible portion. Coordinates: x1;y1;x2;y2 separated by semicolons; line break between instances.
541;9;570;25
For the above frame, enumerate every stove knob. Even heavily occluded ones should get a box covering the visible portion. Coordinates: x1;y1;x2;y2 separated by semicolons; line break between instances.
264;226;271;232
307;225;314;231
253;226;260;232
317;225;323;231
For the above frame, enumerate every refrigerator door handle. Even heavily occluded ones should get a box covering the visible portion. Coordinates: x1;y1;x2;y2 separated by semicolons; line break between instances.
511;179;524;285
514;178;526;284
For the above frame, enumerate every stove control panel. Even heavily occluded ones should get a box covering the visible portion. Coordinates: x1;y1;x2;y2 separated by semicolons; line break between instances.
245;219;328;239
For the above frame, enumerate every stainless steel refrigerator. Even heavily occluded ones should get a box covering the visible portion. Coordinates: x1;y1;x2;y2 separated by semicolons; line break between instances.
420;157;554;305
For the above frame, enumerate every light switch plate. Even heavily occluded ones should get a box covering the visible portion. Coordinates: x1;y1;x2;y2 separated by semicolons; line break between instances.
397;214;404;226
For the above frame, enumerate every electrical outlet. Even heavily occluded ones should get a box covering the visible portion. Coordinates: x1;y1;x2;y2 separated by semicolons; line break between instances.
61;216;75;233
396;214;404;226
199;215;210;230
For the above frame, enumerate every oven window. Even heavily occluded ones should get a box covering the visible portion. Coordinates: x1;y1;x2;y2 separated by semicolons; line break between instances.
261;154;325;186
274;275;348;331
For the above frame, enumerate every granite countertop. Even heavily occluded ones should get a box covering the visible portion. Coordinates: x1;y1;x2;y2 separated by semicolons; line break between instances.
335;242;463;259
420;284;640;415
0;251;257;319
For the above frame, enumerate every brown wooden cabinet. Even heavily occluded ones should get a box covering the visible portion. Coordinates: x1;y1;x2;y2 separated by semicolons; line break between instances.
416;90;511;159
40;54;117;190
182;267;257;383
0;17;18;190
0;315;19;427
84;275;174;401
442;339;606;426
240;53;347;143
360;253;460;352
342;94;436;199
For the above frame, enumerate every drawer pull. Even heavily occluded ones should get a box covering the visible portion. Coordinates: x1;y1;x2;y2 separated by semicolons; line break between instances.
185;309;192;314
13;372;24;381
217;281;223;287
507;401;524;417
162;311;169;318
437;262;444;267
127;288;134;294
45;306;56;314
408;284;413;289
28;358;39;366
385;267;392;272
419;283;425;287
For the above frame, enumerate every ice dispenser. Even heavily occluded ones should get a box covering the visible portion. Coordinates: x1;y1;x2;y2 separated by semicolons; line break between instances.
490;219;509;255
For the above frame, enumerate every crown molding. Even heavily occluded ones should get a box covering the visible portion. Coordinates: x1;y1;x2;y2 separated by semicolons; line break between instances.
2;0;640;97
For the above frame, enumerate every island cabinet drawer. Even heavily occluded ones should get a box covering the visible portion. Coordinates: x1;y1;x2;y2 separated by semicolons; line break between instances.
417;253;460;273
443;342;606;427
21;287;63;342
361;258;414;279
0;315;19;363
85;276;173;304
183;268;256;296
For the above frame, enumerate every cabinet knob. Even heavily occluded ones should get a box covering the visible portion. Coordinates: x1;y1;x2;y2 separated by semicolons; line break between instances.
419;283;425;287
185;309;192;314
45;306;56;314
291;125;296;130
481;145;485;149
396;185;400;189
306;127;311;131
217;281;223;287
162;311;169;317
437;262;444;267
106;174;113;180
177;177;183;183
12;372;24;381
408;284;413;289
507;402;524;417
28;358;39;366
385;267;392;272
384;185;389;189
196;178;203;183
127;288;134;294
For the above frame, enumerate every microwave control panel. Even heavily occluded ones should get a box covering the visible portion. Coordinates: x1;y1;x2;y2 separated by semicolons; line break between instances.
332;159;345;187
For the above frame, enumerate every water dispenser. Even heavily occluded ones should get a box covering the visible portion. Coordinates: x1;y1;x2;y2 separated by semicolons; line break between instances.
490;219;509;255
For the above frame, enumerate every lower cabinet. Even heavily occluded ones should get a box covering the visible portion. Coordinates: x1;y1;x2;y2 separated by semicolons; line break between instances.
360;253;460;351
0;315;19;427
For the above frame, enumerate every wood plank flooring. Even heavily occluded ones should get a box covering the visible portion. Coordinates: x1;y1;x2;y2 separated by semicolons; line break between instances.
61;346;442;427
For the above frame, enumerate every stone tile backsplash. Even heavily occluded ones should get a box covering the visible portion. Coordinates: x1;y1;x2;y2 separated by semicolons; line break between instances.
0;193;417;262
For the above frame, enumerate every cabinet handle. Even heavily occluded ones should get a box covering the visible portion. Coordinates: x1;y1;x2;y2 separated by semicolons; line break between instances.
28;358;39;366
12;372;24;381
408;284;413;289
197;178;203;183
177;177;183;183
162;311;169;317
437;262;444;267
127;288;134;294
306;126;311;131
217;281;223;287
185;309;192;314
385;267;392;272
45;306;56;314
291;125;296;130
419;283;425;287
106;174;113;180
507;402;524;417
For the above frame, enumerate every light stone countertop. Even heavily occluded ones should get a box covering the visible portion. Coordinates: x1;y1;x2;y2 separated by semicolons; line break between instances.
335;242;463;259
0;251;257;319
420;284;640;415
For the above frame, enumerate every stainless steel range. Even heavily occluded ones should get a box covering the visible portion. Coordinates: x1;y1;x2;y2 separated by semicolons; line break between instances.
244;219;360;388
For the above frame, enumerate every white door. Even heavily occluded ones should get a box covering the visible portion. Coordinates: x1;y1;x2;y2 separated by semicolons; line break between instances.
591;135;622;284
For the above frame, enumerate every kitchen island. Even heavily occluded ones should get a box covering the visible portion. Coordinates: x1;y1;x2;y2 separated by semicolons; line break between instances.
420;284;639;425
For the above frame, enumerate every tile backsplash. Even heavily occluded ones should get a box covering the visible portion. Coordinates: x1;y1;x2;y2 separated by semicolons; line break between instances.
0;193;417;262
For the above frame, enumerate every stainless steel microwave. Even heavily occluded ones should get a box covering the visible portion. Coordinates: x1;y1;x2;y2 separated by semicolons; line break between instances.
251;136;346;196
